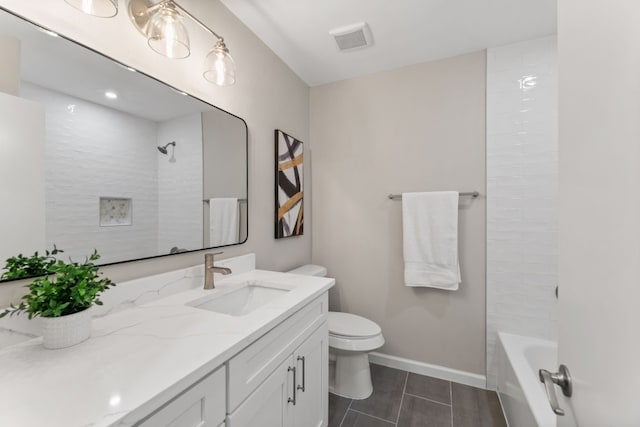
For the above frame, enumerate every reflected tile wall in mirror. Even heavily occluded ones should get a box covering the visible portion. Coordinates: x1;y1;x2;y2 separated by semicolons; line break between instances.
0;7;248;280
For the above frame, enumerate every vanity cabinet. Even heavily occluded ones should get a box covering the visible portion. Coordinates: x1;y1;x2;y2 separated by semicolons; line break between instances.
133;293;329;427
227;323;328;427
226;294;329;427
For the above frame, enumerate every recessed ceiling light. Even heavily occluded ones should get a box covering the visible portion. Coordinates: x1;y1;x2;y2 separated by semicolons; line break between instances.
105;91;118;99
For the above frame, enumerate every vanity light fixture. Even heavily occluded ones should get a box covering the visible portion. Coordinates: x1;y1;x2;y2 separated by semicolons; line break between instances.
65;0;236;86
104;91;118;99
130;0;236;86
144;1;190;59
64;0;118;18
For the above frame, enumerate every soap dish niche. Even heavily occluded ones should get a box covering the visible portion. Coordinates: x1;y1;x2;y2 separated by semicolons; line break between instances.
100;197;132;227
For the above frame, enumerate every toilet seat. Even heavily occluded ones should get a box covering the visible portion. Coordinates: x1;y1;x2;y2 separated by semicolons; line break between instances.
328;312;381;338
328;312;385;351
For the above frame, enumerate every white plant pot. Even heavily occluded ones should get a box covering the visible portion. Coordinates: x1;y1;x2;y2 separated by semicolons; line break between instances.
41;308;92;349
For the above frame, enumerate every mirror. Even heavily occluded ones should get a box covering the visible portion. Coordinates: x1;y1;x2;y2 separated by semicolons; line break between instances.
0;8;248;281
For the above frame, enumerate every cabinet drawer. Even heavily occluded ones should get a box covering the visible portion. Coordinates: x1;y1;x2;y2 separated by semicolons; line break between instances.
227;293;328;411
136;366;225;427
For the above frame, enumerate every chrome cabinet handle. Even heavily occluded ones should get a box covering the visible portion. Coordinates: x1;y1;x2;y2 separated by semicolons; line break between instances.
297;356;306;392
288;366;297;405
538;364;572;416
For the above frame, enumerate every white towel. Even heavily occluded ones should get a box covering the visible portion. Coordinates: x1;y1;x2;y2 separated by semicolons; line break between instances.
209;198;239;246
402;191;461;290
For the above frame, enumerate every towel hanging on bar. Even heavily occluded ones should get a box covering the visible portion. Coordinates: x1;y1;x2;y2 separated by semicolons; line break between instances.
401;191;461;289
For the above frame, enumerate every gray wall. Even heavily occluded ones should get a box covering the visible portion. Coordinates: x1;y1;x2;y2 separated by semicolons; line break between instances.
310;51;487;375
0;0;311;305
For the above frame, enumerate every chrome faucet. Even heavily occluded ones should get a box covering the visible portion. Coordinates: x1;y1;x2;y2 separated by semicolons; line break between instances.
204;252;232;290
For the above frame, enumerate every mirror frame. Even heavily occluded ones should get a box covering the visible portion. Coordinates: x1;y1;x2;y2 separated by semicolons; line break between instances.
0;7;249;281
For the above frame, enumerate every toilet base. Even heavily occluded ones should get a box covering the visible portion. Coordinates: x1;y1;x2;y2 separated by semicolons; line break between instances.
330;349;373;400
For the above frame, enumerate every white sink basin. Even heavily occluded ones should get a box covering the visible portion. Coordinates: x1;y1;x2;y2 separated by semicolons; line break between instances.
188;283;290;316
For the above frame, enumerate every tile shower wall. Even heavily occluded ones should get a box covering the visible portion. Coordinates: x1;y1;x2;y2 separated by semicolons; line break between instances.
486;36;558;388
157;113;203;255
21;82;159;264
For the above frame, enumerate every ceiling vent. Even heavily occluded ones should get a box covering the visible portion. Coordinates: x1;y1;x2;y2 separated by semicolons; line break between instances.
329;22;373;52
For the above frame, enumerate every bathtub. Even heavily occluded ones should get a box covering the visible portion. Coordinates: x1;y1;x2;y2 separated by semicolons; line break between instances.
496;332;558;427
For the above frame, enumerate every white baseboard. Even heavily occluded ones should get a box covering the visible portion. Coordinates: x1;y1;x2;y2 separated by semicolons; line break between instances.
368;352;487;389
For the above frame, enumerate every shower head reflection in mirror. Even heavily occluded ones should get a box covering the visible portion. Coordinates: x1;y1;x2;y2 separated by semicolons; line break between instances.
157;141;176;155
158;141;177;162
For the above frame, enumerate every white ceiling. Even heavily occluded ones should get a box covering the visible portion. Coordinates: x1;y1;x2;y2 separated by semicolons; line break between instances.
221;0;557;86
0;10;212;122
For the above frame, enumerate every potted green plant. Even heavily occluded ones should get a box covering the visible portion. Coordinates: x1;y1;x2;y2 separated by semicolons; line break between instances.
0;247;115;349
0;245;63;280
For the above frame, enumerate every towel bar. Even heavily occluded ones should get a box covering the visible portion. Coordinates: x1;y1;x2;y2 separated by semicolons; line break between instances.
388;191;479;200
203;198;247;203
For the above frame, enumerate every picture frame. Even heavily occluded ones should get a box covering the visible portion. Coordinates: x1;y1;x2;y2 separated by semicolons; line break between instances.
275;129;304;238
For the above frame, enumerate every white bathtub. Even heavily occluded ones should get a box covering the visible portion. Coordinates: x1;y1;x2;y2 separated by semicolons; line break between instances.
496;332;558;427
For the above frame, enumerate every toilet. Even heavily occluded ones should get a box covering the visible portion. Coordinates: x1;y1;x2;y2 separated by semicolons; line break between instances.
287;264;385;400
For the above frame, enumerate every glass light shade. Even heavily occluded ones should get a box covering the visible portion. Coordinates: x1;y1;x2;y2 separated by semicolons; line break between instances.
146;3;190;59
203;42;236;86
64;0;118;17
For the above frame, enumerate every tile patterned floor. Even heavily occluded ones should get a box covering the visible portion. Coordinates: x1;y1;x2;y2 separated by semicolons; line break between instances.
329;364;507;427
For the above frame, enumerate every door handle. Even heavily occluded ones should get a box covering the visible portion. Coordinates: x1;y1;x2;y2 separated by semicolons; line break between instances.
288;366;297;405
538;364;572;416
297;356;306;392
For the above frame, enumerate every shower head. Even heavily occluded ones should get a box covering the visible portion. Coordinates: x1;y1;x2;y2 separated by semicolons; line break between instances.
158;141;176;155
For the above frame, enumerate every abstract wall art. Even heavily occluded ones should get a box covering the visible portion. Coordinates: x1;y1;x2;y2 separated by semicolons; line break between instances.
275;129;304;238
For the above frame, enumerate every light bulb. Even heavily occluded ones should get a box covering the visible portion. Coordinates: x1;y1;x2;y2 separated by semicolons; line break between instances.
146;2;190;59
203;40;236;86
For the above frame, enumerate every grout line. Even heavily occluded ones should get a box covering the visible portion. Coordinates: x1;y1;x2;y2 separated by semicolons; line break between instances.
450;380;454;427
338;398;354;427
394;371;409;425
404;392;452;407
349;408;396;426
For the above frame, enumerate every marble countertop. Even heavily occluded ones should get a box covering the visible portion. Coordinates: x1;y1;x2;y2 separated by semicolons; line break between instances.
0;262;334;427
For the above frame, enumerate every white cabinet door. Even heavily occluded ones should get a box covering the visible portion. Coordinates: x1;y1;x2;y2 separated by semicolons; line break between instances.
227;358;294;427
292;323;328;427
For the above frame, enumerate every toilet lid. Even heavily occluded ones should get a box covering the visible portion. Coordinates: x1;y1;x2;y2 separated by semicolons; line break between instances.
328;312;381;338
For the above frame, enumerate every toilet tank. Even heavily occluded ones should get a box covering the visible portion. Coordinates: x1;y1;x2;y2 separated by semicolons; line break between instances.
287;264;327;277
